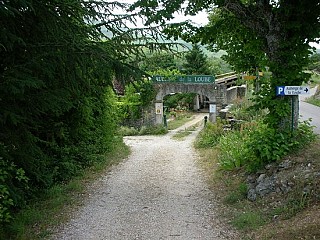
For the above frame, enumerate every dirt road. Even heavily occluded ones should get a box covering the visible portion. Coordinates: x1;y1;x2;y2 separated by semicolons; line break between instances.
51;114;238;240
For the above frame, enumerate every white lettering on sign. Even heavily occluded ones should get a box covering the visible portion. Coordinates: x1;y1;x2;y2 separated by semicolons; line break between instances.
195;76;211;82
155;76;165;82
276;86;310;96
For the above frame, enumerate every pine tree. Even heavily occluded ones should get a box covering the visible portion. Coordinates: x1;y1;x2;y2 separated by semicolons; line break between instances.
0;0;173;224
183;44;210;74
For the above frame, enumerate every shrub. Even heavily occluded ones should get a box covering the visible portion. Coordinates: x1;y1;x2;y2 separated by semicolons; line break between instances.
231;211;266;231
245;120;316;172
139;125;168;135
218;130;251;170
117;126;139;136
216;119;316;172
195;121;225;148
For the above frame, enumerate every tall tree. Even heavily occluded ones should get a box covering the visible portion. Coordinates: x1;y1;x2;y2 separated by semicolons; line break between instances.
132;0;320;129
0;0;173;223
140;51;178;72
183;44;211;74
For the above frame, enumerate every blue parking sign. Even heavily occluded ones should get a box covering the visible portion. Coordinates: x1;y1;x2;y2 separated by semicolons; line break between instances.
276;86;285;96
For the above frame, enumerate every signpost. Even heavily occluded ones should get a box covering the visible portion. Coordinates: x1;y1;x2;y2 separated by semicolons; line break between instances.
209;104;216;113
152;75;215;84
276;86;310;96
276;86;310;131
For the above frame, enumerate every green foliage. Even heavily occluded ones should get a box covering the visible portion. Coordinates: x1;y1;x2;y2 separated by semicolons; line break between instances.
138;125;168;135
195;121;225;148
224;183;248;205
140;52;180;72
216;120;316;172
229;98;267;122
182;44;211;74
118;84;143;121
0;0;168;224
133;0;320;130
118;80;156;125
148;68;183;81
1;138;129;239
118;126;140;136
308;53;320;73
117;125;167;136
164;93;196;110
218;130;251;170
0;155;29;223
245;121;316;172
207;57;233;75
231;211;266;231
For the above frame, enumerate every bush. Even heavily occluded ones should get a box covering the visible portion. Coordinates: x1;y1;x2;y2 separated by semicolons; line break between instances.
139;125;168;135
118;125;168;136
215;120;316;172
245;120;316;172
117;126;139;136
195;121;225;148
218;130;251;170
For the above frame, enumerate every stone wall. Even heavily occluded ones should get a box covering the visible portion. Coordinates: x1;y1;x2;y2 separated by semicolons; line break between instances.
226;85;246;104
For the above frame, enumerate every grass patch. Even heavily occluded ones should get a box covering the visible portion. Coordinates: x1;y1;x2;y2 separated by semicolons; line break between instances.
171;122;200;140
171;130;192;140
232;211;266;231
306;97;320;107
309;73;320;87
224;182;248;205
167;112;194;130
1;138;130;240
118;124;168;136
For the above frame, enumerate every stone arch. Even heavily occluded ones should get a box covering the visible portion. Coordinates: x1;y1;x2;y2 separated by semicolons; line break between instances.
153;83;227;124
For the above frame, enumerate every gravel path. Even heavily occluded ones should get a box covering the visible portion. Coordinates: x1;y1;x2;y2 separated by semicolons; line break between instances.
51;114;238;240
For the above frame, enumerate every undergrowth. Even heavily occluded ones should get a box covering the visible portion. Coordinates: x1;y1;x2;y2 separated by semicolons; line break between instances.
0;138;130;240
195;97;318;237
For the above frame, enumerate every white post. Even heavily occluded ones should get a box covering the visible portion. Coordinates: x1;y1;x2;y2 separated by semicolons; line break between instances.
194;94;200;111
155;101;163;125
209;103;217;123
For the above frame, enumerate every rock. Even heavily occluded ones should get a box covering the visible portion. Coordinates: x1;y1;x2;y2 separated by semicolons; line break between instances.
247;189;257;201
279;180;292;194
278;160;292;169
246;175;256;184
303;186;312;195
265;164;272;170
255;175;276;197
257;174;266;183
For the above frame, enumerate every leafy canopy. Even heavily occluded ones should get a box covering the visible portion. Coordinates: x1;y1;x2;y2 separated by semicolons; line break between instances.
132;0;320;129
0;0;178;225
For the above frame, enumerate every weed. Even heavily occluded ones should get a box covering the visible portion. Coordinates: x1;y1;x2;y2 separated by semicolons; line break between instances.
117;126;139;136
306;97;320;107
224;182;248;204
172;130;192;140
195;121;225;148
167;112;194;130
218;130;251;170
139;125;168;135
232;211;266;231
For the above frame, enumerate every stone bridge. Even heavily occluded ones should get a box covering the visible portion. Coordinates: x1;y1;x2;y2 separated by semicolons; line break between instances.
152;73;245;125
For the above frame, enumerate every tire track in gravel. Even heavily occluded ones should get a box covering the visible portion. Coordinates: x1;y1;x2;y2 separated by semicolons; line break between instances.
51;113;238;240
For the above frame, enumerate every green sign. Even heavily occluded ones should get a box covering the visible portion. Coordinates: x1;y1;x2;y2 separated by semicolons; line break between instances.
152;75;215;84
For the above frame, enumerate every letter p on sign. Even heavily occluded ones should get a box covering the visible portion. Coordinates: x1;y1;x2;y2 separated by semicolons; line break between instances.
276;86;285;96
